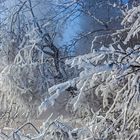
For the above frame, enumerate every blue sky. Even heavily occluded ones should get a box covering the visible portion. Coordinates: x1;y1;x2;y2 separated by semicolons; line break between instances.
122;0;128;3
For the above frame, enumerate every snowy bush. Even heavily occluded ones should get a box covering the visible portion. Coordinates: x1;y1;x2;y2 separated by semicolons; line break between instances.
36;44;140;139
0;1;140;140
34;5;140;139
0;27;68;128
2;43;139;139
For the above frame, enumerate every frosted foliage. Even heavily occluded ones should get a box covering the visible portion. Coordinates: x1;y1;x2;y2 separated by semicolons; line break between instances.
3;44;140;140
1;3;140;140
35;44;140;140
0;30;58;126
122;5;140;43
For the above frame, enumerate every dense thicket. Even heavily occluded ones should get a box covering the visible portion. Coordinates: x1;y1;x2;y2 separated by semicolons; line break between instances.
0;0;140;140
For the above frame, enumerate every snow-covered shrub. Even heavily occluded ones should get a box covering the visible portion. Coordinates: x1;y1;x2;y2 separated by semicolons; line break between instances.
5;43;139;140
34;6;140;138
35;42;140;139
0;2;140;140
0;28;68;127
